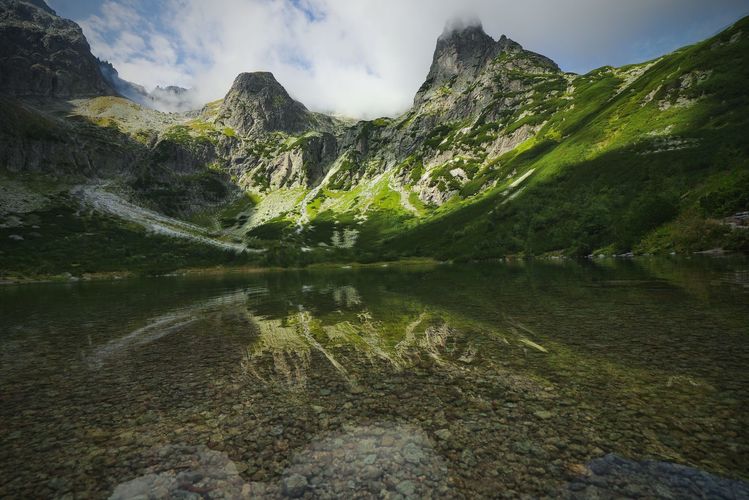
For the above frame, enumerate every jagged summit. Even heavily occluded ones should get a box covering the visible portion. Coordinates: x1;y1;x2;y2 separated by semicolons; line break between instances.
214;71;312;135
229;72;301;100
415;21;559;105
425;22;499;88
155;85;188;95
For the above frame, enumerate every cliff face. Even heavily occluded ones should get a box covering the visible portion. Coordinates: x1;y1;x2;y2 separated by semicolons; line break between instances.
0;0;114;98
416;24;507;105
413;22;559;120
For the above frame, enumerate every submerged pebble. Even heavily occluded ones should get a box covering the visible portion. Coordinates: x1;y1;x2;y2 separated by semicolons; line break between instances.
1;262;748;498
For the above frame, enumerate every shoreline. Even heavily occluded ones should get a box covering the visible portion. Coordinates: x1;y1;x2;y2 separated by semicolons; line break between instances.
1;252;745;286
0;257;442;286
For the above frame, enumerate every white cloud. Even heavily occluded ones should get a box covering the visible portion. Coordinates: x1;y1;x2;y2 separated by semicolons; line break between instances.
66;0;749;118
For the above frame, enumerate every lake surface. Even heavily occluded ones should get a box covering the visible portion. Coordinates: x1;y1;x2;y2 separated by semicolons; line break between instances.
1;258;748;498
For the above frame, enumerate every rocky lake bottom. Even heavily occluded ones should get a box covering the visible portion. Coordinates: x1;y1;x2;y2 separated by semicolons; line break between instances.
1;258;748;498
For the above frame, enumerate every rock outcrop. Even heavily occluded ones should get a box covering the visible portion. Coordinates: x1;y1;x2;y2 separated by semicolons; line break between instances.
414;23;500;105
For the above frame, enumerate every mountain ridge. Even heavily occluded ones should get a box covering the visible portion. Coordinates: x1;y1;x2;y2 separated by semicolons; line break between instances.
1;0;747;277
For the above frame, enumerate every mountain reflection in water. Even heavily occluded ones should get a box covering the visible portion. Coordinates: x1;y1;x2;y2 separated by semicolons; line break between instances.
1;258;747;498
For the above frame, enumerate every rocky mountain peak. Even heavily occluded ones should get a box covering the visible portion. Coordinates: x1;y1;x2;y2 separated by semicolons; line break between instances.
229;72;295;96
427;22;499;85
439;20;491;42
0;0;114;98
414;21;560;105
215;71;313;135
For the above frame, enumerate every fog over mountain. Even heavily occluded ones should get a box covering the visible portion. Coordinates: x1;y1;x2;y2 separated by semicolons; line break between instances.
48;0;749;118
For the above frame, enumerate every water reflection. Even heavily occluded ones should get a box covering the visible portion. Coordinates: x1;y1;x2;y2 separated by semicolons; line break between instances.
240;284;529;392
331;285;361;307
87;288;267;368
243;308;474;392
1;258;747;498
243;311;340;391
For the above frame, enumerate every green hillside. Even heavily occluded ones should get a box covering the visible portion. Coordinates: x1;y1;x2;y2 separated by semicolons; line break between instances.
309;17;749;261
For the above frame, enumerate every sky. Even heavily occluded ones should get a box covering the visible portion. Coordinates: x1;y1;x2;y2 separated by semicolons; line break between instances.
47;0;749;118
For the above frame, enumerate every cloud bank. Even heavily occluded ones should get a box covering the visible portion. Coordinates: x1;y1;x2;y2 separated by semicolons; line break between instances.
49;0;749;118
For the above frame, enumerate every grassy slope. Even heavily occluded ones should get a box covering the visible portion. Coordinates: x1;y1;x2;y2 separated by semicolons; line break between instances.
375;17;749;260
